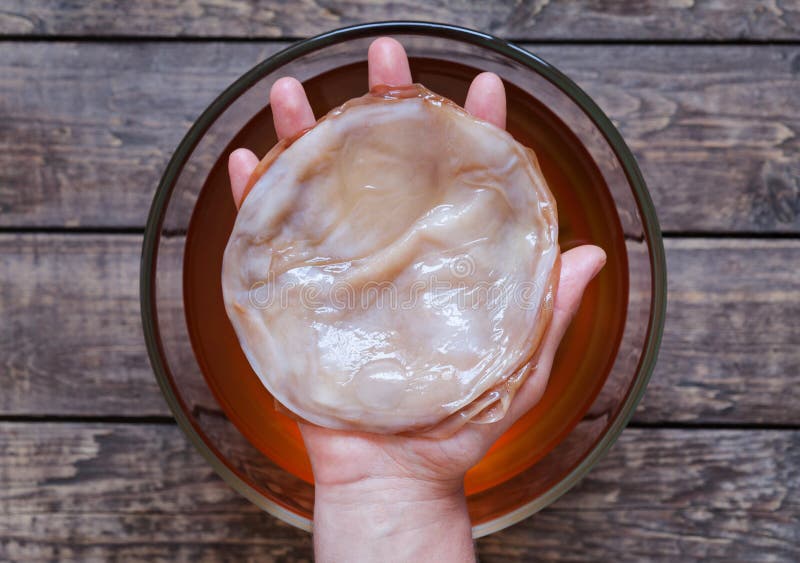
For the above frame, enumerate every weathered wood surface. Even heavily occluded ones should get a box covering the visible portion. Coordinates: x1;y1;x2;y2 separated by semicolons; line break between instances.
1;423;797;561
2;42;799;232
2;0;800;41
636;238;800;424
2;4;799;558
2;234;798;424
0;234;165;417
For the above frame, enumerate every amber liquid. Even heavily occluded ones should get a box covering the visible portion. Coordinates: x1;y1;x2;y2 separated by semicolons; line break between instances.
184;59;628;495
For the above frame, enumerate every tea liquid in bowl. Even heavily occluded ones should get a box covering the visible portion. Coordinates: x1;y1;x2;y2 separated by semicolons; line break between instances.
184;59;628;496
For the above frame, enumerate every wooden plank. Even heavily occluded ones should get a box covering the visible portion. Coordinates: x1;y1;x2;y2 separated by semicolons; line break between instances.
1;1;799;40
545;45;800;234
2;234;799;424
0;422;311;561
0;42;283;229
1;42;798;232
636;238;800;424
1;423;797;560
0;234;164;416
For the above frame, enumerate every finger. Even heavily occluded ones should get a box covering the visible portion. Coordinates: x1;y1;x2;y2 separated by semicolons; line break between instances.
486;245;607;436
464;72;506;130
368;37;412;90
270;76;316;140
228;148;260;209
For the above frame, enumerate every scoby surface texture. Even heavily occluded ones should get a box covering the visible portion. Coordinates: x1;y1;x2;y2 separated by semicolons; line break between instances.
222;84;560;434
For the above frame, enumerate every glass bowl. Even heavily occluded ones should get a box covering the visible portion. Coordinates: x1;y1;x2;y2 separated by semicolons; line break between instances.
141;21;666;537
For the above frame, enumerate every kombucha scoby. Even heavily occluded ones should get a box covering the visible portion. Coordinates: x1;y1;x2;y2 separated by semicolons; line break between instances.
222;84;560;435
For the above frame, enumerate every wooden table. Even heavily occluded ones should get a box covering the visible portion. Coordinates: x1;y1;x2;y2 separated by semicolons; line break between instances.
2;2;799;561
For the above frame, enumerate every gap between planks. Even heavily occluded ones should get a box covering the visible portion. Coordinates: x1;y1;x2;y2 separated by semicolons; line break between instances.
3;35;800;46
0;414;797;432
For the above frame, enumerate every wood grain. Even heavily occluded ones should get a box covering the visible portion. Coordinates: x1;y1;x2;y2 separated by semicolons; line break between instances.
1;1;795;559
0;234;162;416
1;1;799;40
2;42;798;231
2;234;798;424
635;238;800;424
1;423;797;561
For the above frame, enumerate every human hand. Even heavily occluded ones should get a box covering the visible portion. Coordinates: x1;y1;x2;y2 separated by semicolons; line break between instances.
228;37;606;562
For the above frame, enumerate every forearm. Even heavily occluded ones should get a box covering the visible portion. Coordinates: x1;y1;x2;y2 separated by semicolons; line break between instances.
313;477;475;563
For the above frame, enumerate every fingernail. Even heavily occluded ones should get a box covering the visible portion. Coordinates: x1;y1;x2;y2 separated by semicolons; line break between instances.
590;251;607;281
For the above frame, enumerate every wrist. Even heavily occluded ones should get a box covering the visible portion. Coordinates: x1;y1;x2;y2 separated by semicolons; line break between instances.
313;477;475;563
316;473;464;505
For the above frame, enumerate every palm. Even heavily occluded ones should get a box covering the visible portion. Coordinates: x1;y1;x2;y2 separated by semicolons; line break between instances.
299;418;491;488
227;38;606;489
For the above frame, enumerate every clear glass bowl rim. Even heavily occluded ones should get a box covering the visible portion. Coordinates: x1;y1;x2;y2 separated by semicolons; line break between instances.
140;20;667;537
